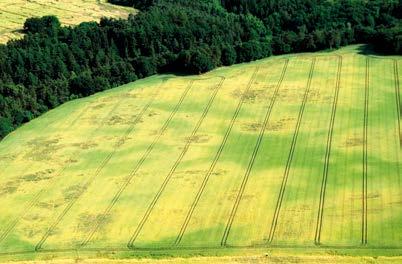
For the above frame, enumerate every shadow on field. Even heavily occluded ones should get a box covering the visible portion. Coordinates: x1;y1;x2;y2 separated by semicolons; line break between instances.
11;29;25;34
162;71;195;77
356;44;396;57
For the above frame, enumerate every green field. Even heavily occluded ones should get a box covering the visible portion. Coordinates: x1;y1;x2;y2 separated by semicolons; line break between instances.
0;46;400;261
0;0;134;43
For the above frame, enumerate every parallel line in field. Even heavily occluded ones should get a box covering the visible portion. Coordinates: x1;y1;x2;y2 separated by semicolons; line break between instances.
0;19;24;27
0;8;26;19
0;96;104;244
20;5;98;23
267;58;316;243
174;67;260;246
0;25;14;30
0;5;84;28
314;55;343;245
40;1;118;14
0;6;65;30
30;0;124;16
394;59;402;201
220;60;289;246
126;77;225;249
30;0;81;14
362;57;369;245
0;108;82;181
0;8;27;24
34;80;169;251
34;78;190;250
393;60;401;147
78;76;224;248
4;239;402;258
12;5;81;25
0;96;98;169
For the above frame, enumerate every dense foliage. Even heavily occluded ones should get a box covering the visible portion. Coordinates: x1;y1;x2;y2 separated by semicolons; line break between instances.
0;0;400;138
221;0;401;54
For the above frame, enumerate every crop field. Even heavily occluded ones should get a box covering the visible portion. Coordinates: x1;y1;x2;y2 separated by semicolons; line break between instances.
0;0;134;43
0;47;400;261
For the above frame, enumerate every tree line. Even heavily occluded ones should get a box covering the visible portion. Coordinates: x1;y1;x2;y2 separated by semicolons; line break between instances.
0;0;400;138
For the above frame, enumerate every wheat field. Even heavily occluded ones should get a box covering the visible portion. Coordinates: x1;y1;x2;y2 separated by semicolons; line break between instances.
0;46;400;262
0;0;134;43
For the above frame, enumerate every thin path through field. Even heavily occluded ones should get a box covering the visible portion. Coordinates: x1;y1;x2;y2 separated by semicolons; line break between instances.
0;51;401;255
33;80;192;251
79;79;224;248
394;60;401;147
318;55;365;246
0;82;151;248
362;58;369;245
126;77;225;248
220;60;289;246
172;67;264;247
267;58;316;243
314;55;343;245
366;58;401;247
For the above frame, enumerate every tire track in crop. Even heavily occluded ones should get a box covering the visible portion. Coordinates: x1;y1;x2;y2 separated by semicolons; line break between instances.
0;8;26;19
16;6;78;26
80;77;225;248
0;82;161;247
31;0;125;17
0;102;88;179
30;0;79;14
27;2;100;22
2;242;402;258
393;59;402;208
393;60;401;147
33;79;176;251
314;55;343;245
220;60;289;246
362;57;369;246
0;96;106;244
267;58;316;244
126;77;225;249
0;6;78;28
174;67;260;246
0;25;14;30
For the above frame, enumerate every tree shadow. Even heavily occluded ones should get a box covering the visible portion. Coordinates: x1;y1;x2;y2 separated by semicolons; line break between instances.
356;43;395;57
162;70;193;77
11;29;25;34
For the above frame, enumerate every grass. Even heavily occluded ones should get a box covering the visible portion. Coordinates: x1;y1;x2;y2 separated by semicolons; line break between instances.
3;255;402;264
0;45;400;262
0;0;135;43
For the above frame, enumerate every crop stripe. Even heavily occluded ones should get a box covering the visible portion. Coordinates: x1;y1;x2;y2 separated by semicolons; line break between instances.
220;59;289;246
267;58;316;243
0;83;139;245
126;77;225;248
314;55;342;244
34;79;169;251
393;60;401;147
174;67;260;245
362;57;369;245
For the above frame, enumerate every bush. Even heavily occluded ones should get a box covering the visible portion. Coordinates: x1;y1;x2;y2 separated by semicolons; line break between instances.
188;48;215;74
221;46;237;66
0;117;13;138
23;16;61;36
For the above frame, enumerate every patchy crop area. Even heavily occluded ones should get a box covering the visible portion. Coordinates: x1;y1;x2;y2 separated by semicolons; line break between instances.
0;0;134;43
0;47;400;262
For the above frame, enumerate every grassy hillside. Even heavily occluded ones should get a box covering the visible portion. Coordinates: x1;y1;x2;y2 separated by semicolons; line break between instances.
0;0;135;43
0;46;400;262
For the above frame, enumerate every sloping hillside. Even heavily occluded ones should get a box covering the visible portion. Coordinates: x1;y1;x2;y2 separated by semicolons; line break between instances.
0;47;400;261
